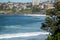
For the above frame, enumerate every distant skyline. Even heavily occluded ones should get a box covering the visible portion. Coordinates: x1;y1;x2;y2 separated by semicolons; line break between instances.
0;0;52;3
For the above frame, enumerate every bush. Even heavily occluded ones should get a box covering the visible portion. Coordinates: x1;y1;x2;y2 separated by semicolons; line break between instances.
46;33;60;40
46;36;53;40
32;7;41;12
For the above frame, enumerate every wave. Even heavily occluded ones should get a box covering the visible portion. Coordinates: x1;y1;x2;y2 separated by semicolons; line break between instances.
23;14;46;16
0;32;49;39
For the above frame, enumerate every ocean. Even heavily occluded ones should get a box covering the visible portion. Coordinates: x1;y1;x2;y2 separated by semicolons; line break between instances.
0;14;49;40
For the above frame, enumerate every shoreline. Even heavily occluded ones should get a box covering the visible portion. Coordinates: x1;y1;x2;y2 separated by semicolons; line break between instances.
0;13;46;16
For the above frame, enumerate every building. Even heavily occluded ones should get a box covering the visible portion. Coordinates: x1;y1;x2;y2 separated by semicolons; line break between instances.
7;2;14;9
39;2;54;9
32;0;40;6
24;3;32;9
55;0;60;2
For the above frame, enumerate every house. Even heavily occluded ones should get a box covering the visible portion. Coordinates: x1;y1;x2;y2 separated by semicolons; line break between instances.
7;2;14;9
39;2;54;9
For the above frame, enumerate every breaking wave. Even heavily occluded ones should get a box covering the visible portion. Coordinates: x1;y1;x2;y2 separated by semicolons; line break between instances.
0;32;49;39
23;14;46;16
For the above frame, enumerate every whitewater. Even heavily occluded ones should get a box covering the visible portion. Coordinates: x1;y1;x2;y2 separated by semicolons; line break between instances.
0;32;49;39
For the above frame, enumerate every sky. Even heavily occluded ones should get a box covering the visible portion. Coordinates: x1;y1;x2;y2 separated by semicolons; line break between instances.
0;0;51;2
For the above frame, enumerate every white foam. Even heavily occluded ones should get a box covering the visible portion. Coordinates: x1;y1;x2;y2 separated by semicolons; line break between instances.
0;32;49;39
24;14;46;16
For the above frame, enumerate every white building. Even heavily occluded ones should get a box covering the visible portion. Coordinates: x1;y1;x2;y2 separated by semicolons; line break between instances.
32;0;40;6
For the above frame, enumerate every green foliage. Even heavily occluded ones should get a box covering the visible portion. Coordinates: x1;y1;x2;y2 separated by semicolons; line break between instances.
54;33;60;40
20;9;32;13
46;33;60;40
12;6;16;12
32;7;41;12
46;2;60;16
55;2;60;11
46;36;53;40
42;1;60;35
41;1;60;40
0;5;3;10
46;9;57;16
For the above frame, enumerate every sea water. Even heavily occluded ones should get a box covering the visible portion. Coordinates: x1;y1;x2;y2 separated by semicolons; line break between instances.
0;14;49;40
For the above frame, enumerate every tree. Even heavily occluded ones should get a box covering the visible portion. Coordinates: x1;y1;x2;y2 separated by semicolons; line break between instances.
41;2;60;40
32;6;41;12
12;6;16;12
0;4;3;10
